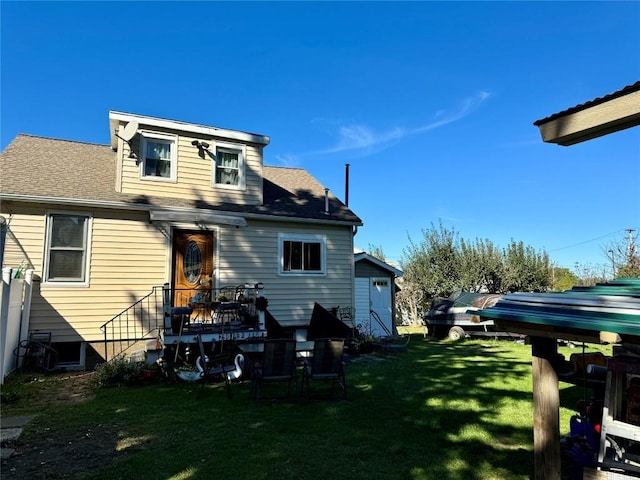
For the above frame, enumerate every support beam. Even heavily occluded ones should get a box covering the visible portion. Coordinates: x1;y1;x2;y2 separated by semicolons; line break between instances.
531;336;561;480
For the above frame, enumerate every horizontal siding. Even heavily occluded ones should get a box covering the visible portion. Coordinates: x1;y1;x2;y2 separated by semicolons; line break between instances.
1;205;168;343
3;204;356;345
120;132;262;205
1;203;46;272
217;220;354;327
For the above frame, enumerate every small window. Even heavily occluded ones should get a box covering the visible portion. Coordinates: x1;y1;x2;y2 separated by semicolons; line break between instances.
44;212;91;284
140;133;176;181
279;234;326;275
213;143;245;189
183;241;203;284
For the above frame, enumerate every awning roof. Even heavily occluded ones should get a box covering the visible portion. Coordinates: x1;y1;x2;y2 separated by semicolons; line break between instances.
475;278;640;343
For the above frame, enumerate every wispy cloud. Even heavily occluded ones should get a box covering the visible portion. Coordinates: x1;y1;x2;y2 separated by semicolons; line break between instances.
274;153;301;167
308;90;492;157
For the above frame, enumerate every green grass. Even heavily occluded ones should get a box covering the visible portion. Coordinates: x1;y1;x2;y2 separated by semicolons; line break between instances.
1;337;610;480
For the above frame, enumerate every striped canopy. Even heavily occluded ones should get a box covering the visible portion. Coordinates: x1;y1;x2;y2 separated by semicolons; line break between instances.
474;278;640;343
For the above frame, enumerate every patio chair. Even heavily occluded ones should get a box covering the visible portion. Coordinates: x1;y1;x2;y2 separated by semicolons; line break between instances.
195;334;241;398
301;338;347;401
252;338;298;403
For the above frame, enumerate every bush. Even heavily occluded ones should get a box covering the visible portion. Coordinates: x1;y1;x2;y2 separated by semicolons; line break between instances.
93;355;146;387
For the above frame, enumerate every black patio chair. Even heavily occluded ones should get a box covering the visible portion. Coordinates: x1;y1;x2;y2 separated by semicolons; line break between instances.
301;338;347;401
195;334;238;398
252;338;298;403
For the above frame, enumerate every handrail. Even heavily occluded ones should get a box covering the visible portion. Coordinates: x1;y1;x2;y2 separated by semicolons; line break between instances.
100;285;165;361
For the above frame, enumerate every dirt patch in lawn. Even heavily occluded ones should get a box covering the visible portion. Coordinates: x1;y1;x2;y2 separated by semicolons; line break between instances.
1;371;125;479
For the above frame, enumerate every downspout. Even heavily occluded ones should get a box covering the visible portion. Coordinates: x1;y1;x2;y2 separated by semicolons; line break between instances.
0;216;6;271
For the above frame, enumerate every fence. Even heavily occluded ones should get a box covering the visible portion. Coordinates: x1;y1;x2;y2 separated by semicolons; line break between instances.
0;268;34;384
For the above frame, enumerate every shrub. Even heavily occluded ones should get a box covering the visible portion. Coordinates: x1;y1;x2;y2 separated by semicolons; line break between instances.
93;355;146;387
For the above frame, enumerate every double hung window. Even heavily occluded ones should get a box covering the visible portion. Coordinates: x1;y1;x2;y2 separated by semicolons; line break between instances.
140;133;176;181
44;212;91;284
214;143;245;189
279;234;326;275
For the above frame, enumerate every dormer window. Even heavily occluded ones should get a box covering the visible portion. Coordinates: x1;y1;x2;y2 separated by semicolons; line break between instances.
140;132;177;181
213;142;245;190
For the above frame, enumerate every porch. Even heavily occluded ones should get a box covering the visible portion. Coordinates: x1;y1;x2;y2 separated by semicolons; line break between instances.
100;283;269;362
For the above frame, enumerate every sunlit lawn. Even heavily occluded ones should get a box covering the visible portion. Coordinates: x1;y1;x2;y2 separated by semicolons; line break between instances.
2;336;609;480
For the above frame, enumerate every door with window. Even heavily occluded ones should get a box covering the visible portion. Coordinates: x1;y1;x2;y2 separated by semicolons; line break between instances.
172;230;215;307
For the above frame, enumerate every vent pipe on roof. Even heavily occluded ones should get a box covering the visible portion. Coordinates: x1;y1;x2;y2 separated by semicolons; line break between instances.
324;188;330;215
345;163;350;207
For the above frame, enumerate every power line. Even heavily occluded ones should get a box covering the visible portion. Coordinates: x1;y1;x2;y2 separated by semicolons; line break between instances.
548;229;629;253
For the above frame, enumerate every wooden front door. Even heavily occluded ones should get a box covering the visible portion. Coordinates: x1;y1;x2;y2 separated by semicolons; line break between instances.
172;230;215;307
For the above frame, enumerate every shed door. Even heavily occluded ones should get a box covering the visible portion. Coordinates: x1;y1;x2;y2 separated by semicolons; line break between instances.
172;230;215;307
370;277;392;337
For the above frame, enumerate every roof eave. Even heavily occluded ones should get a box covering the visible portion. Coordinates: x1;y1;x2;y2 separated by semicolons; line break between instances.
109;111;271;150
0;193;363;227
534;88;640;146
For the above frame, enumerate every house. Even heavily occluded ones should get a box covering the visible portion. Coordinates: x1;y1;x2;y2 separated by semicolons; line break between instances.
353;252;402;337
0;111;362;369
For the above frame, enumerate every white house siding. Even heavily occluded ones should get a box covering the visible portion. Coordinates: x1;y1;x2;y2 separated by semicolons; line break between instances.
119;129;263;206
215;219;355;327
354;278;371;331
1;204;168;343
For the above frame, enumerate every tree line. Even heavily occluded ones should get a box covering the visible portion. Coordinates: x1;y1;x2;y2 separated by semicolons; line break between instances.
370;223;640;325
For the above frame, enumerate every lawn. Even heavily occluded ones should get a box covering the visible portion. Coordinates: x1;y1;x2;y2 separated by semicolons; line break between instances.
1;336;609;480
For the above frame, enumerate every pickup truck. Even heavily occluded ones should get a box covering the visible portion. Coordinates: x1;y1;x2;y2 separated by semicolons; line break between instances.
423;292;519;340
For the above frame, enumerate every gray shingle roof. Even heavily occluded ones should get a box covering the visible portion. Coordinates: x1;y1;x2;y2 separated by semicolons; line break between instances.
0;134;362;225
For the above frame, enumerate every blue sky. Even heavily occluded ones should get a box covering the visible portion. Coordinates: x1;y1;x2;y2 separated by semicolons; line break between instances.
2;1;639;273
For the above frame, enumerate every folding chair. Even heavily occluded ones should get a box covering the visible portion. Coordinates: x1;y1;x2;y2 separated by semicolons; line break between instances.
301;338;347;400
252;339;298;403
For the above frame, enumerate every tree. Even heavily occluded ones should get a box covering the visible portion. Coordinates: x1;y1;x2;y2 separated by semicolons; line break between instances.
502;240;551;293
550;266;578;292
367;244;386;262
603;231;640;278
459;237;504;293
401;221;461;314
398;221;552;317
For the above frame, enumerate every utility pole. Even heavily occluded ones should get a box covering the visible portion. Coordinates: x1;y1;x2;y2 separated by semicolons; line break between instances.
626;229;637;264
608;249;615;279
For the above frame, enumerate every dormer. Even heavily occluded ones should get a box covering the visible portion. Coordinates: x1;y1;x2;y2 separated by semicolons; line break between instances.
109;111;270;206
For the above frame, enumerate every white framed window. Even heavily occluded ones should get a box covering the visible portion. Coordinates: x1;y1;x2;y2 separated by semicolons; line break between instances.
213;142;246;190
43;212;92;285
278;234;326;275
140;132;177;181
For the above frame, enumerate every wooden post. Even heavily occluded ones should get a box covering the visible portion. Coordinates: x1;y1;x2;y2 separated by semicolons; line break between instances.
531;336;561;480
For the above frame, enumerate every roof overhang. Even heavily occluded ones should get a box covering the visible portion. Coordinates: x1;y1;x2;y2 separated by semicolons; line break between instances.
149;210;247;227
533;83;640;146
354;252;403;277
109;111;271;150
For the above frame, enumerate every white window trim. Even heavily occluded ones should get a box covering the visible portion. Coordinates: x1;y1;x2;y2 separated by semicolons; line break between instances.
278;233;326;276
212;141;246;190
139;131;178;182
42;210;93;287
